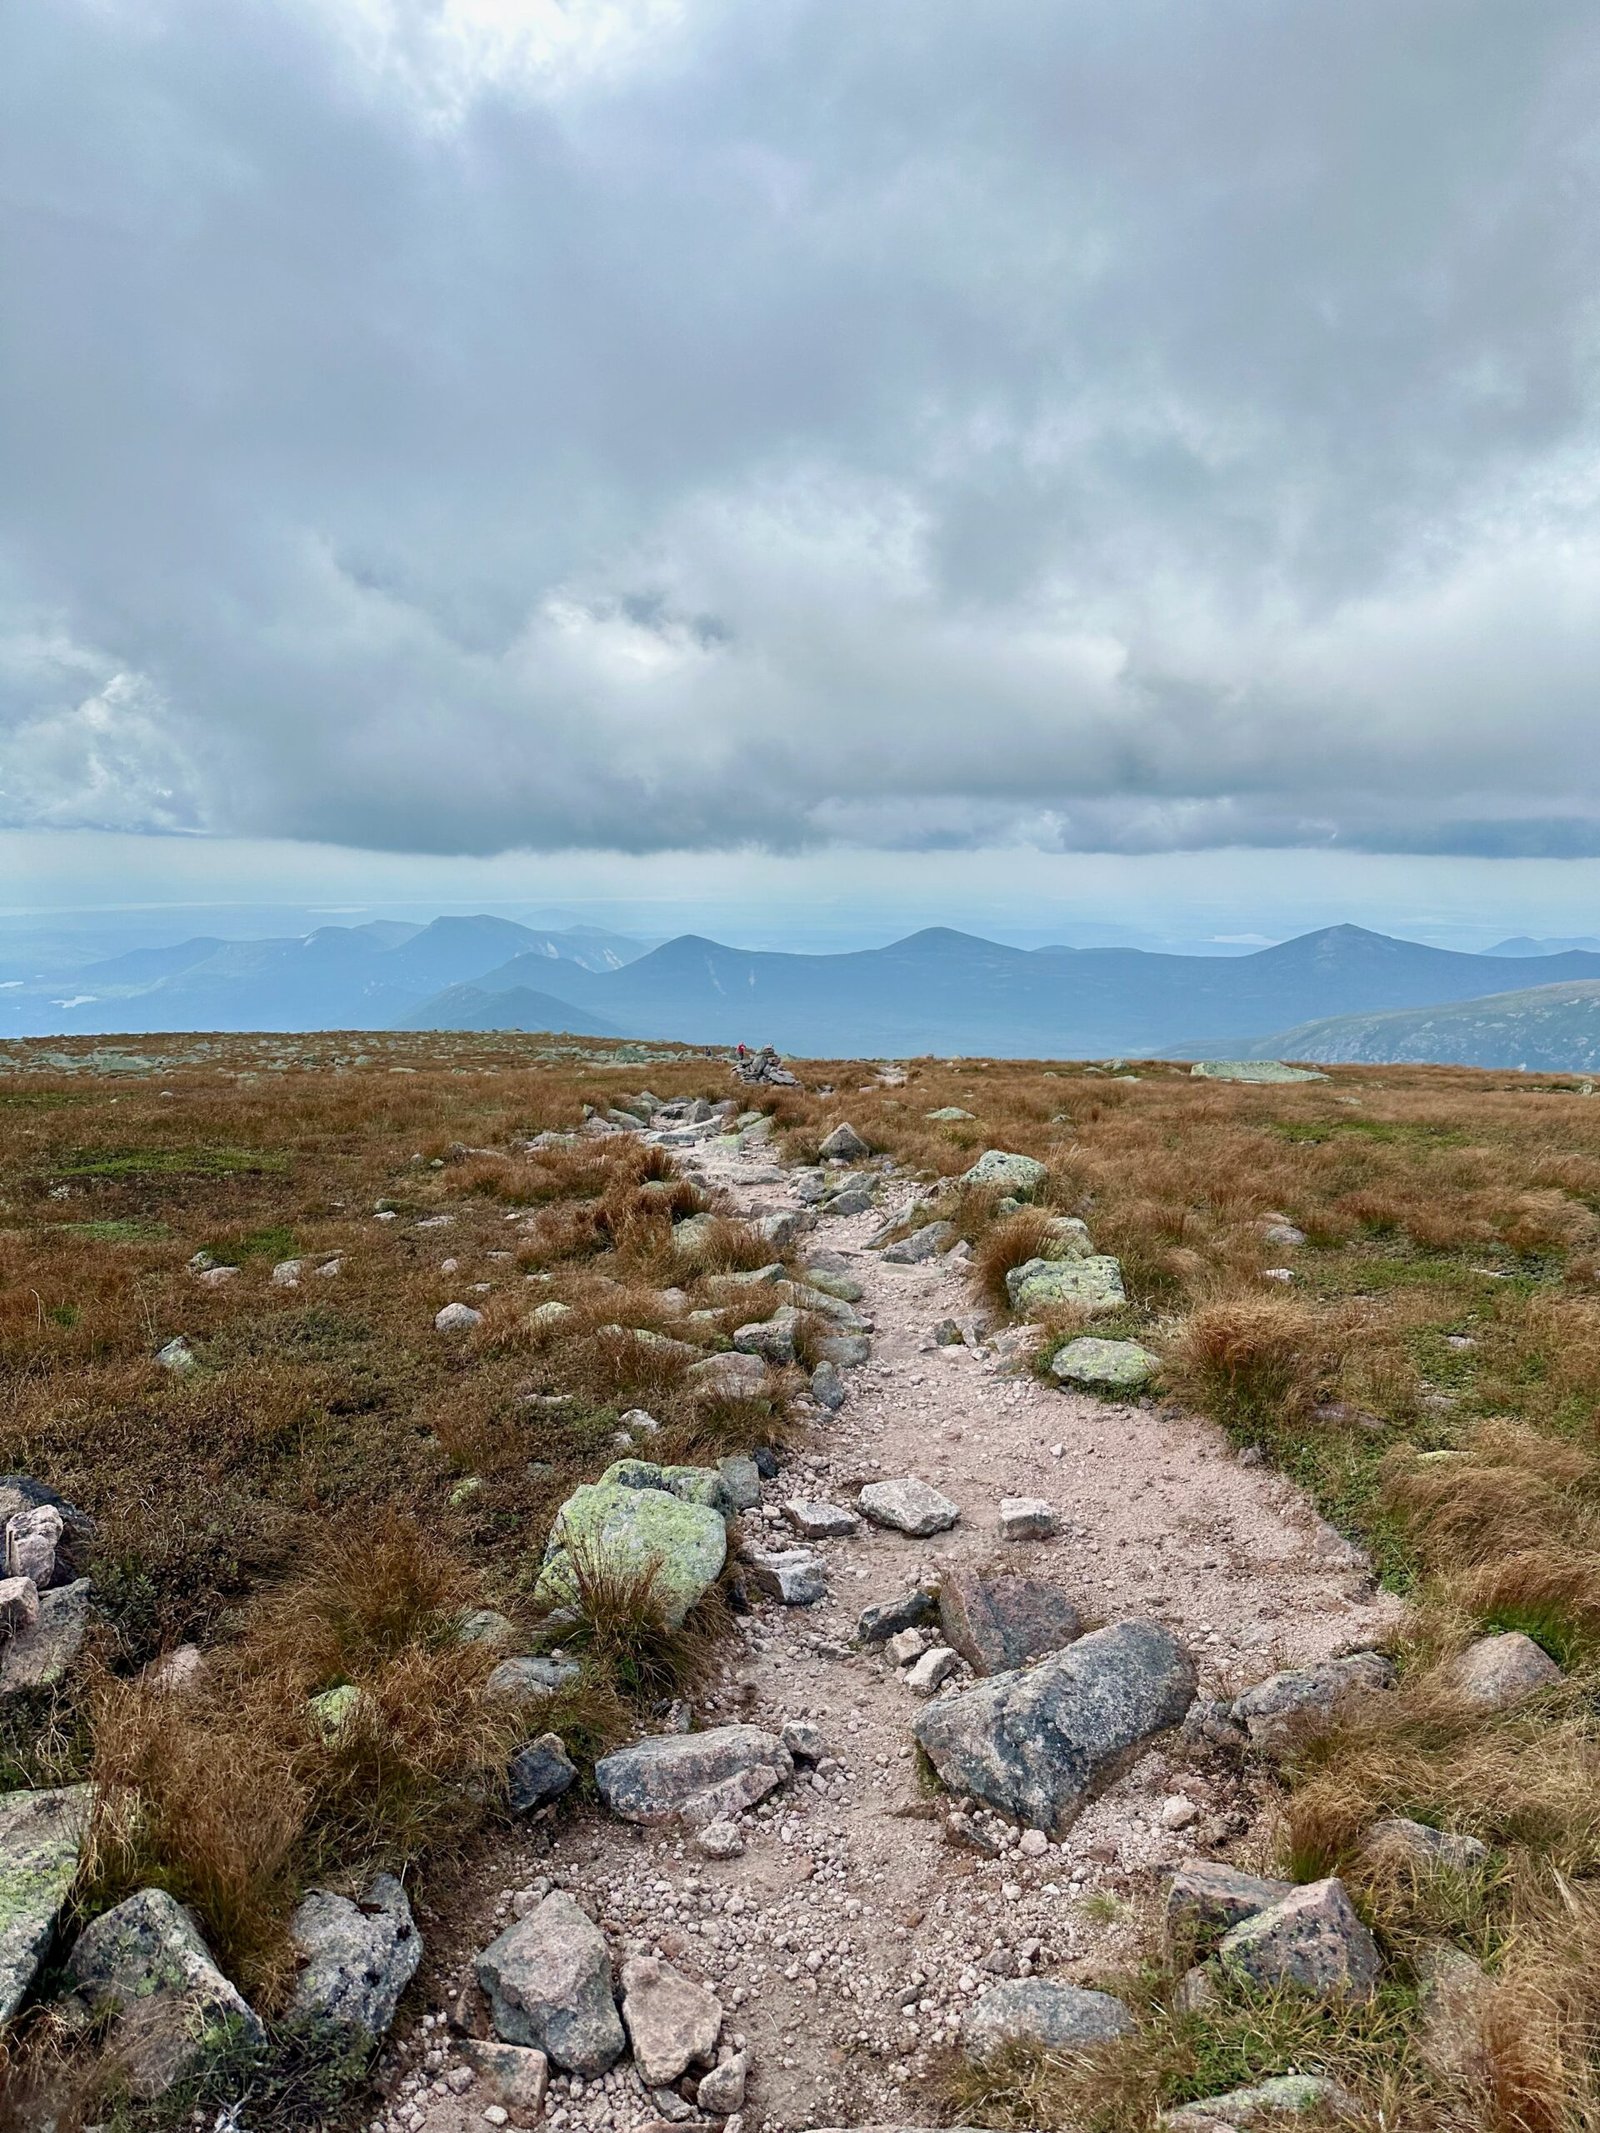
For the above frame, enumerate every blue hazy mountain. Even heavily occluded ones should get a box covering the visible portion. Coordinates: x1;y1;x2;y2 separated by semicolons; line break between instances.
0;915;650;1037
415;923;1600;1059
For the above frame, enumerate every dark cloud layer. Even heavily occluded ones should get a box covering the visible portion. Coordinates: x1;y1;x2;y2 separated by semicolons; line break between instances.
3;0;1599;858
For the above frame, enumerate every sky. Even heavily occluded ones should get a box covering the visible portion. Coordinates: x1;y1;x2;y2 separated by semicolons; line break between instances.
4;0;1600;950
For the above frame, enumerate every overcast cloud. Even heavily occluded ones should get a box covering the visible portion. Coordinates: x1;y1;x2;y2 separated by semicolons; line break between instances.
3;0;1599;864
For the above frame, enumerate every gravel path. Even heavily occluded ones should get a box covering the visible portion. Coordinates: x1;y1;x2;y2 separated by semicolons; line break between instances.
381;1131;1400;2133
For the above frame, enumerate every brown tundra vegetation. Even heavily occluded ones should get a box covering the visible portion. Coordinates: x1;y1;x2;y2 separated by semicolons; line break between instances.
3;1030;1600;2130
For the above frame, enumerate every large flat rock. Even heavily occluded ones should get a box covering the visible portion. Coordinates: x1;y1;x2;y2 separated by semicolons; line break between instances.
594;1724;793;1827
914;1619;1196;1832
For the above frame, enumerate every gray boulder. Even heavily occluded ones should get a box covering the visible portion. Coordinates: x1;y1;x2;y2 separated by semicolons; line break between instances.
814;1330;872;1366
487;1654;581;1702
474;1891;625;2074
435;1302;483;1333
0;1579;91;1695
964;1977;1132;2056
858;1478;960;1537
1232;1651;1395;1756
0;1784;90;2023
745;1548;827;1606
784;1499;860;1539
67;1887;263;2098
1217;1877;1380;2001
619;1955;722;2085
288;1872;421;2042
509;1733;580;1813
1005;1255;1126;1316
818;1123;871;1161
733;1309;801;1366
882;1222;956;1265
938;1569;1081;1676
1366;1816;1488;1874
458;2038;551;2117
1442;1631;1562;1711
1051;1337;1162;1394
685;1351;770;1400
595;1725;792;1827
914;1619;1196;1831
1189;1061;1329;1085
1165;1861;1294;1949
858;1588;940;1644
717;1455;763;1511
810;1360;848;1411
961;1151;1048;1196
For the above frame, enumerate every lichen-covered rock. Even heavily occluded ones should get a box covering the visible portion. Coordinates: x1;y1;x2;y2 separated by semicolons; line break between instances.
1165;1861;1294;1949
604;1458;734;1516
1442;1631;1562;1712
697;2048;748;2113
474;1891;625;2075
0;1579;40;1638
857;1478;960;1537
1050;1337;1162;1394
1005;1255;1126;1316
1231;1651;1395;1755
733;1309;802;1366
1415;1942;1490;2084
0;1784;89;2024
620;1955;722;2084
535;1479;726;1629
964;1977;1132;2056
67;1887;263;2098
937;1569;1081;1676
595;1725;792;1827
914;1620;1196;1831
961;1151;1049;1196
288;1873;421;2042
1217;1877;1380;2001
1163;2073;1358;2126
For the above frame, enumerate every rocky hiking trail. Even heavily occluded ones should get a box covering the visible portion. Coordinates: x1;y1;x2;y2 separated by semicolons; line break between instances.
379;1113;1404;2133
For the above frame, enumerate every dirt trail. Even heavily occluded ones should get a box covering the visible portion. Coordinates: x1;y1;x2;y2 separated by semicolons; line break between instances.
391;1133;1399;2133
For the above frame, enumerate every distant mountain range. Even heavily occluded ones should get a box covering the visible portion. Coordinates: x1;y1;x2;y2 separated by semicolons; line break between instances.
406;921;1600;1063
9;913;1600;1068
1264;981;1600;1072
0;916;650;1037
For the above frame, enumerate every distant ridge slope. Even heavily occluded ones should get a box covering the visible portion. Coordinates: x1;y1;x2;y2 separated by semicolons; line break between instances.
401;985;623;1037
1264;980;1600;1072
427;923;1600;1059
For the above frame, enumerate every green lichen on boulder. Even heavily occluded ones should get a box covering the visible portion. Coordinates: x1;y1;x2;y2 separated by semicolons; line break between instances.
1050;1336;1162;1394
960;1150;1049;1197
0;1784;90;2025
536;1479;727;1628
1006;1255;1126;1316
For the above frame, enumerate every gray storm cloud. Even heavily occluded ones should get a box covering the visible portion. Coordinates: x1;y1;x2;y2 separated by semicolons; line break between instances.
2;0;1599;858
